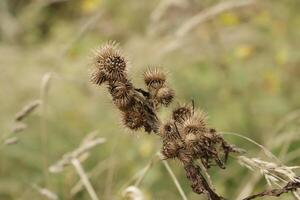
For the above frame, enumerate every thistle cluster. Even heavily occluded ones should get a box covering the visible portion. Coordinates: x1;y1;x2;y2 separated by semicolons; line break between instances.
90;42;174;133
90;42;238;200
160;105;238;199
161;104;235;169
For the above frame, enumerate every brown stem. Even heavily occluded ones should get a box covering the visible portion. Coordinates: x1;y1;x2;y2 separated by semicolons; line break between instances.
243;181;300;200
183;163;225;200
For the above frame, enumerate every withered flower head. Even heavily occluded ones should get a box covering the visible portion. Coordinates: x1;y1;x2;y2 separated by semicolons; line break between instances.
160;122;180;141
185;133;197;144
172;104;193;123
90;42;127;84
122;110;145;130
162;141;179;159
143;67;166;89
110;81;134;109
156;87;174;106
182;111;208;136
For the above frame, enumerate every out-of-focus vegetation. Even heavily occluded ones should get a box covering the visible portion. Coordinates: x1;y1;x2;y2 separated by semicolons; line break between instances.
0;0;300;199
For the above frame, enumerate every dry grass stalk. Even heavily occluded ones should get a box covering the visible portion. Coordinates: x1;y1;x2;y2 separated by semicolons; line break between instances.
161;0;256;54
238;156;300;199
40;72;52;183
71;159;109;196
71;158;100;200
2;122;27;146
221;132;280;163
32;184;59;200
4;136;19;145
14;99;41;121
122;186;144;200
238;156;300;187
162;159;188;200
49;131;105;200
49;131;106;173
175;0;256;37
11;122;27;134
149;0;188;24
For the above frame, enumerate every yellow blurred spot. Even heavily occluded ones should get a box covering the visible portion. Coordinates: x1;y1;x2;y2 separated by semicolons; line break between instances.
81;0;101;14
219;12;240;26
263;71;280;94
235;45;255;59
276;49;288;65
138;140;153;157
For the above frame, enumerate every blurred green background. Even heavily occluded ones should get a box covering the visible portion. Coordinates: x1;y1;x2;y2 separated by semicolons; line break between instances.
0;0;300;199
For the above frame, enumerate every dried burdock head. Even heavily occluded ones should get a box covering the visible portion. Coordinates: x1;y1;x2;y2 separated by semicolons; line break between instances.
162;140;180;159
172;104;193;123
143;67;166;89
155;87;174;106
109;81;134;109
161;122;184;159
181;111;208;136
122;109;145;130
90;69;106;85
90;42;127;84
184;133;197;146
160;122;180;141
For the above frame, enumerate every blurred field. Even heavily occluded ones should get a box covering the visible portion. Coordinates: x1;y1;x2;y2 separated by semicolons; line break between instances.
0;0;300;199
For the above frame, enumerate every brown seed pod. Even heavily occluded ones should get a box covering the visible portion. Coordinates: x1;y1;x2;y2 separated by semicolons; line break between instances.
160;122;180;141
162;141;179;159
90;68;107;85
143;68;166;89
184;133;197;145
172;104;193;123
182;111;208;136
122;109;145;130
110;81;134;109
90;42;127;84
156;87;174;106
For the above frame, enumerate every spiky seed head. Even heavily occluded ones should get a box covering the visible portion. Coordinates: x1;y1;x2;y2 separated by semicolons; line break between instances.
90;69;107;85
162;141;179;159
185;133;197;145
182;111;208;136
90;42;127;84
160;122;180;141
143;68;166;89
172;104;193;123
110;81;134;109
122;110;145;130
156;87;174;106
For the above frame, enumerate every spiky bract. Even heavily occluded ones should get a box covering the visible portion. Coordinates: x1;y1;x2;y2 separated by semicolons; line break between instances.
156;87;174;106
172;104;193;123
90;42;127;85
143;68;166;89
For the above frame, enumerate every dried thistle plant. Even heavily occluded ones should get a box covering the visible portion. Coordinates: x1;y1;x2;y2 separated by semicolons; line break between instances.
89;42;241;200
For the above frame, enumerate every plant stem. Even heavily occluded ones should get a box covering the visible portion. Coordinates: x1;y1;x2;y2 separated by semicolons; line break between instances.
71;158;99;200
162;160;188;200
